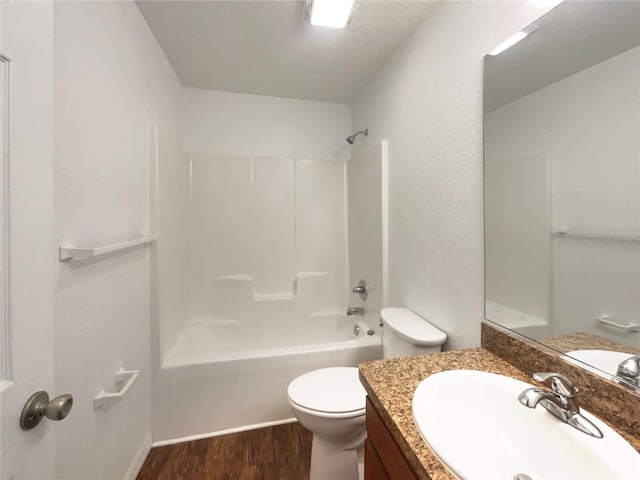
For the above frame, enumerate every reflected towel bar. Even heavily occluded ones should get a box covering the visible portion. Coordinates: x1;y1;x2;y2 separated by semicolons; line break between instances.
554;230;640;245
597;315;640;332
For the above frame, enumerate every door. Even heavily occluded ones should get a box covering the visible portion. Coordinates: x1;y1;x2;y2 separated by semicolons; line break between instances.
0;2;56;479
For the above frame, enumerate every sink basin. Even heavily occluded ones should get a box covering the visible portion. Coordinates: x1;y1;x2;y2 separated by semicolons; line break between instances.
412;370;640;479
566;349;634;378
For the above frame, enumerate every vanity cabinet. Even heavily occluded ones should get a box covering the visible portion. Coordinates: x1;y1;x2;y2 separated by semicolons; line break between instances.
365;397;420;480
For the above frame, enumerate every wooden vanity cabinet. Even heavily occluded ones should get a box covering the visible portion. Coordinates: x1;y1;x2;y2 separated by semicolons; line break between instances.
365;397;420;480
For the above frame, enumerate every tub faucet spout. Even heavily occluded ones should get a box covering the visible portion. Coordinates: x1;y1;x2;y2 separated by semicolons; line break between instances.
347;307;364;316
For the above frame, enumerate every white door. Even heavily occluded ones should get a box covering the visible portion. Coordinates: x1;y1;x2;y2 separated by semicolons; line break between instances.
1;2;57;479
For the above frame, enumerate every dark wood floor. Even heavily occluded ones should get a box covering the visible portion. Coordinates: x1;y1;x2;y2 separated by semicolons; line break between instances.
137;422;312;480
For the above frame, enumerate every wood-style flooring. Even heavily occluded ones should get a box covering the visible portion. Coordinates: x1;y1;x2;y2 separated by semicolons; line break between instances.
136;422;312;480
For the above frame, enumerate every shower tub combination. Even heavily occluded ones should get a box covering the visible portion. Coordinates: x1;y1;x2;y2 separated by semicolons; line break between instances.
152;152;382;443
152;313;381;443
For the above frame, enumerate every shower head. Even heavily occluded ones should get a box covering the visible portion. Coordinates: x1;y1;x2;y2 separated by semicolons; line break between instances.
346;128;368;145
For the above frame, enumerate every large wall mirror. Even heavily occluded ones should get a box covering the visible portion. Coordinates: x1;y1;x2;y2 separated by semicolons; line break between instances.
484;0;640;390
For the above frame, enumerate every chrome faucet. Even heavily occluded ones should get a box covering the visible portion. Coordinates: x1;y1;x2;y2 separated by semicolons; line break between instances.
352;279;368;301
518;372;603;438
346;306;364;316
616;354;640;388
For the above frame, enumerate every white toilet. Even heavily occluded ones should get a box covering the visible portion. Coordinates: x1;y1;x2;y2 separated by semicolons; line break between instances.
287;307;447;480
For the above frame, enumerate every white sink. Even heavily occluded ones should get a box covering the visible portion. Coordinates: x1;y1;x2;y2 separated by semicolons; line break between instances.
566;349;634;378
412;369;640;479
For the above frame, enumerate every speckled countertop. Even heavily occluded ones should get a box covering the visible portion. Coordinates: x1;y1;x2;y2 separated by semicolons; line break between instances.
540;332;640;355
359;348;640;480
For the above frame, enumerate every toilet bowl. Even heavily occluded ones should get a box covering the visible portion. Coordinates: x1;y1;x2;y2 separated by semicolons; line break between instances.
287;308;447;480
287;367;366;480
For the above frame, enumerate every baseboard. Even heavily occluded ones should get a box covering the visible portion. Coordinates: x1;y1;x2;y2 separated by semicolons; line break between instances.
123;432;152;480
152;417;298;447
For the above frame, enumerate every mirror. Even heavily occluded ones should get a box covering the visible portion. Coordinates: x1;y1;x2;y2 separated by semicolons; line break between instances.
483;0;640;388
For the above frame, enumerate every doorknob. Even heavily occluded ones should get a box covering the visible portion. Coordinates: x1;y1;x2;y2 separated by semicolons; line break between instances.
19;391;73;430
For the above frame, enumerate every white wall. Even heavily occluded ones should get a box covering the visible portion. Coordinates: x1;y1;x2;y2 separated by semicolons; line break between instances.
53;2;183;479
182;87;351;160
485;46;640;348
351;1;550;350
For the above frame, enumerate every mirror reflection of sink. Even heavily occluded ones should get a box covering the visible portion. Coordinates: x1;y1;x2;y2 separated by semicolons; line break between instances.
412;370;640;479
566;349;634;378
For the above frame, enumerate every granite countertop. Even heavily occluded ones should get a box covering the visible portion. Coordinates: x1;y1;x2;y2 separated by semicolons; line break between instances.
358;348;640;480
540;332;640;355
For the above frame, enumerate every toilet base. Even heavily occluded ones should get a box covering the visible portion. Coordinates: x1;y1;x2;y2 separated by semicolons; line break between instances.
309;435;363;480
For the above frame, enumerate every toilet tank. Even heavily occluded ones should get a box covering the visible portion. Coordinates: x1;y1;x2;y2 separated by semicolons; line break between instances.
381;308;447;358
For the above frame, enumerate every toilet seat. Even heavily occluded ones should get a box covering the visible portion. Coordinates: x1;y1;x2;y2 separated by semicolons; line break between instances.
287;367;366;418
288;399;365;419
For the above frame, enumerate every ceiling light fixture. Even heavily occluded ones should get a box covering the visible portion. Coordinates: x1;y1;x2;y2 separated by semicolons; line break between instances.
488;25;538;56
305;0;355;29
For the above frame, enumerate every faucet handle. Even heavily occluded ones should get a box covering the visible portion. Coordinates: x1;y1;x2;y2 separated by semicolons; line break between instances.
617;355;640;377
532;372;579;397
616;355;640;388
352;279;368;301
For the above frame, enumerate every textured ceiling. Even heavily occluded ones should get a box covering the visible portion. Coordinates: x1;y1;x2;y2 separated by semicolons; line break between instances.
136;0;437;103
484;0;640;112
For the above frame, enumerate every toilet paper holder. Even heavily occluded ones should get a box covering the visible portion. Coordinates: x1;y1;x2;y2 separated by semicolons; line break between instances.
94;368;140;409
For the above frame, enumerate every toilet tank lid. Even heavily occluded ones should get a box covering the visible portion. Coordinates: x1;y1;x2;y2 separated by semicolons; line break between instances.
381;308;447;346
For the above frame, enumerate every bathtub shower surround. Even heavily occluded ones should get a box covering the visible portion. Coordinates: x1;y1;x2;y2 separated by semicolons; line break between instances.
152;153;382;442
484;153;552;338
187;153;347;327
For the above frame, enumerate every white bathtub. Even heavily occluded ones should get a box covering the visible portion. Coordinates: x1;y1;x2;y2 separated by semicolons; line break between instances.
152;314;382;443
485;300;551;338
163;314;378;367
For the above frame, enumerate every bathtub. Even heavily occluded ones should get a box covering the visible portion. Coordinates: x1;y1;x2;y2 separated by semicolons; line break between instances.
152;314;382;443
485;300;551;338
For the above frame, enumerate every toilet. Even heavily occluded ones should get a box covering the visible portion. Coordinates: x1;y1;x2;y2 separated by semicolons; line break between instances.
287;307;447;480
